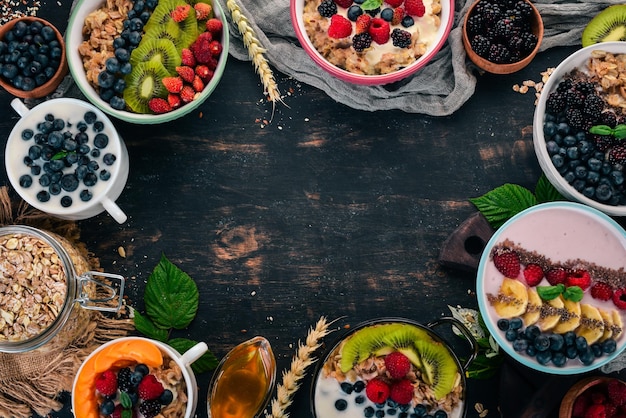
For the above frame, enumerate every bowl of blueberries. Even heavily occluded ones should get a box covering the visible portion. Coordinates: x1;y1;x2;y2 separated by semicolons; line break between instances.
533;42;626;216
5;97;129;224
0;17;68;98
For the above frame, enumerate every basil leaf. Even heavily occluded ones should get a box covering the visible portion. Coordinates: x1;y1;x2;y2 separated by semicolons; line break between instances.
51;151;68;161
614;124;626;139
537;284;564;300
133;310;169;342
361;0;382;10
144;254;199;329
470;184;537;228
535;174;565;203
168;338;219;374
120;392;132;409
563;285;584;302
589;125;613;136
122;410;132;418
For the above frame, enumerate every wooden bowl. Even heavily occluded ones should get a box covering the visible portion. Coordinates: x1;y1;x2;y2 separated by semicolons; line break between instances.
462;0;544;74
559;376;626;417
0;17;68;99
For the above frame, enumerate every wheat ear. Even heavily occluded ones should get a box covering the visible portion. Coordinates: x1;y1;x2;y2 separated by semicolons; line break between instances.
225;0;284;117
264;316;336;418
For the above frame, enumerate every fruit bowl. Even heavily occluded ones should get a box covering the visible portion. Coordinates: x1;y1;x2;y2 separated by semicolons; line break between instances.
0;17;68;98
310;317;477;418
65;0;229;124
477;202;626;375
559;376;626;417
290;0;454;85
533;42;626;216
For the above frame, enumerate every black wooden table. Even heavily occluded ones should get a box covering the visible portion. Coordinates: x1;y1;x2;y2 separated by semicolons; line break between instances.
2;2;626;418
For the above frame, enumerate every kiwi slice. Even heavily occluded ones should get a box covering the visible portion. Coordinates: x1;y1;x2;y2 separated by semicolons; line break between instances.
382;325;432;367
582;5;626;47
142;19;197;53
123;60;170;114
414;339;459;400
339;324;400;373
143;0;198;49
130;38;182;74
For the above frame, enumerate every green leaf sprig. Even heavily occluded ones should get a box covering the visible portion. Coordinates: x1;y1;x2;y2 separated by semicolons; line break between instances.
133;254;218;374
589;124;626;139
361;0;383;10
536;284;584;302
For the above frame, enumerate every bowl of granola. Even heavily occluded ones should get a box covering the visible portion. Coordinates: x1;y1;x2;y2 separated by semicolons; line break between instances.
533;42;626;216
65;0;229;124
72;337;208;418
291;0;454;85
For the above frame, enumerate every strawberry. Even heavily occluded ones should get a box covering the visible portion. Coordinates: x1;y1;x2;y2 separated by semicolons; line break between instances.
195;65;214;83
181;48;196;67
368;18;390;44
208;40;223;57
608;380;626;406
170;4;191;22
389;379;414;405
328;14;352;38
334;0;353;7
167;93;182;109
590;282;613;301
180;85;196;103
491;247;520;278
206;18;223;36
148;98;172;114
194;2;212;20
613;288;626;310
386;0;404;7
566;270;591;290
546;267;568;285
365;377;390;404
192;75;204;93
176;66;195;83
392;6;405;25
384;351;411;379
161;76;183;94
138;374;164;400
404;0;425;17
95;370;117;396
523;263;544;287
584;404;607;418
355;14;371;34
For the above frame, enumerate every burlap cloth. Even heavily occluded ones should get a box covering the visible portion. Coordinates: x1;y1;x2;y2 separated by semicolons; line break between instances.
0;187;134;418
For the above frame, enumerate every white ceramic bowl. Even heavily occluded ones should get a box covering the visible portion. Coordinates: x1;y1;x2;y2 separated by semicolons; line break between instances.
533;42;626;216
72;337;207;418
66;0;229;124
477;202;626;375
6;97;129;223
290;0;454;85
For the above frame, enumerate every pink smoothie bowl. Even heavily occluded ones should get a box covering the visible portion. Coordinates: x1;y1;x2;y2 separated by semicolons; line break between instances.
290;0;454;86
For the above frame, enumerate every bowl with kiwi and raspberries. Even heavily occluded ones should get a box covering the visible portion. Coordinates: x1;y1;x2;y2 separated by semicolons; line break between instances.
477;202;626;375
462;0;543;74
65;0;229;124
533;42;626;217
0;17;69;98
290;0;454;85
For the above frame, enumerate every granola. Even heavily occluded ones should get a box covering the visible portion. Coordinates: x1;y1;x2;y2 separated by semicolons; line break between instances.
587;50;626;111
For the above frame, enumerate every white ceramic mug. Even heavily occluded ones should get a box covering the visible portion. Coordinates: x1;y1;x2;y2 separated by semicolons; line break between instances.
6;97;129;223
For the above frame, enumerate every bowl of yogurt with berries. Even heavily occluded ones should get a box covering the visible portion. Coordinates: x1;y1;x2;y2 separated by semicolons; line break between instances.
291;0;454;85
477;202;626;374
5;97;129;224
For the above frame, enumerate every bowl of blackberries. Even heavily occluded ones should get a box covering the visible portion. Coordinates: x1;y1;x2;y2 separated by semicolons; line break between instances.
0;17;68;99
533;42;626;217
462;0;543;74
65;0;229;124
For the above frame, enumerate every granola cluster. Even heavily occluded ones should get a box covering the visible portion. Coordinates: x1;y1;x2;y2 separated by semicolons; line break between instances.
587;50;626;111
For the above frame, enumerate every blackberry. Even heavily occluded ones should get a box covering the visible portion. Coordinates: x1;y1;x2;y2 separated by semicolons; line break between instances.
514;0;533;19
481;2;503;26
352;33;372;52
564;89;585;109
117;367;133;392
470;34;492;58
573;80;596;96
466;14;485;37
317;0;337;17
565;107;585;131
546;91;567;114
139;399;162;418
609;144;626;165
487;43;511;64
493;18;517;42
519;32;538;54
390;28;412;48
556;79;573;93
583;94;605;120
366;7;380;16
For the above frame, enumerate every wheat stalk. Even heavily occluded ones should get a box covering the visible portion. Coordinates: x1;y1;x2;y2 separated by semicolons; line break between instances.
225;0;285;119
264;316;336;418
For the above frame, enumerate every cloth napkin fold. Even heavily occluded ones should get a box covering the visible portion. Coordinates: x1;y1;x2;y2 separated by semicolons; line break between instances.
217;0;626;115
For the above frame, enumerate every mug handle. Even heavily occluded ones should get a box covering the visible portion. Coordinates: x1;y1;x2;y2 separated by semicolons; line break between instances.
76;272;125;312
181;342;209;365
11;98;29;117
427;317;479;372
102;197;128;224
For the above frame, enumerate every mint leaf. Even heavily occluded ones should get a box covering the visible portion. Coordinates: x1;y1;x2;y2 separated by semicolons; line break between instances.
470;184;537;228
121;410;132;418
168;338;219;374
535;174;565;203
133;310;169;342
563;285;584;302
144;254;199;329
361;0;382;10
537;284;565;300
51;151;68;161
120;392;132;409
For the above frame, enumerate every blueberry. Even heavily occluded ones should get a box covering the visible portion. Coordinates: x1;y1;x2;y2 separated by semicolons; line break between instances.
591;343;603;358
114;48;130;62
380;7;394;21
551;154;565;169
113;37;126;49
78;144;90;155
355;395;366;404
549;334;564;352
83;172;98;187
159;389;173;405
512;338;528;352
36;190;50;202
97;71;115;89
552;352;567;367
387;408;397;415
84;111;97;124
120;62;132;75
556;122;570;135
31;165;41;175
497;318;509;331
49;183;61;195
128;391;139;406
112;78;126;93
332;398;348;411
579;348;595;366
28;145;41;160
105;57;120;73
39;174;51;187
79;189;93;202
401;16;414;27
60;196;72;207
575;336;588;352
413;405;428;416
354;380;365;392
534;335;550;352
21;128;34;140
63;138;78;152
41;26;56;42
21;77;36;91
563;171;575;184
565;345;578;359
93;121;105;132
610;170;624;186
434;411;447;418
347;5;363;21
340;382;353;394
130;371;144;385
375;410;385;418
602;339;617;354
543;121;557;137
60;174;79;192
364;407;375;418
91;149;101;158
566;146;579;160
505;329;518;342
546;140;559;155
19;174;32;188
48;131;63;148
94;133;109;148
129;17;144;31
509;317;523;330
536;350;552;365
582;186;595;199
99;400;115;416
564;331;576;347
75;132;89;144
524;325;540;340
595;183;613;201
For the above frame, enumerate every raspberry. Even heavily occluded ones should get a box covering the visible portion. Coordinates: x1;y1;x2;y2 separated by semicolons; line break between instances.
355;14;371;34
608;380;626;406
389;379;414;405
492;248;520;278
590;282;614;301
138;374;164;400
546;267;568;286
390;28;411;48
386;0;403;7
368;18;390;44
206;18;223;36
404;0;425;17
590;391;607;405
148;98;172;114
523;263;544;286
161;76;183;94
613;288;626;310
384;352;411;379
334;0;353;7
194;3;212;20
584;404;607;418
566;270;591;290
365;377;390;404
170;4;191;22
95;370;117;396
328;14;352;38
181;48;196;67
110;404;124;418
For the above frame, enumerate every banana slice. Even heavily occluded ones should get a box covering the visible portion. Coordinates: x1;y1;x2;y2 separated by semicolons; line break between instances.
575;304;605;345
612;310;623;340
490;278;529;319
522;288;542;326
598;309;614;342
537;296;565;331
553;297;581;334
